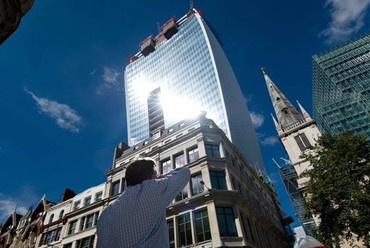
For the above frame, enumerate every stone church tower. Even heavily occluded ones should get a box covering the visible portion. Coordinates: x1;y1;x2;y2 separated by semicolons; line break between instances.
262;68;321;190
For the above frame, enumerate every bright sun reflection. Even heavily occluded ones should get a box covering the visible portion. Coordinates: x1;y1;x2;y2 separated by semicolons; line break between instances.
160;91;202;121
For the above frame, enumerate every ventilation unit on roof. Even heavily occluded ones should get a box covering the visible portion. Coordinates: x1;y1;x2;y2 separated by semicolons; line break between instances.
162;17;178;39
140;35;155;56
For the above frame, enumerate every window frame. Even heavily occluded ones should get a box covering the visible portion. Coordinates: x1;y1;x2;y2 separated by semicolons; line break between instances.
216;206;237;237
194;209;211;242
161;159;172;174
210;170;227;190
177;213;193;247
191;173;204;195
111;180;120;196
205;144;220;158
187;146;199;163
174;152;185;168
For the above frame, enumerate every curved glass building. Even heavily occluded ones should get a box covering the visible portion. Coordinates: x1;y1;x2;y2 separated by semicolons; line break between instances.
124;9;265;173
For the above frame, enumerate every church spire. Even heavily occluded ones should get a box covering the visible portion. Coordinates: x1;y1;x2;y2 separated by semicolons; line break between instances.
271;113;282;134
261;68;304;131
297;100;312;121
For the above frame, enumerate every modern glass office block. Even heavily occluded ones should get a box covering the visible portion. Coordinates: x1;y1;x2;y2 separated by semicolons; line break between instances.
312;33;370;139
125;9;265;172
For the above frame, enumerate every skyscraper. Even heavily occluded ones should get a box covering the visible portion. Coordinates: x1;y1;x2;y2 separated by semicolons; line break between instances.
262;68;321;235
124;9;265;173
312;33;370;140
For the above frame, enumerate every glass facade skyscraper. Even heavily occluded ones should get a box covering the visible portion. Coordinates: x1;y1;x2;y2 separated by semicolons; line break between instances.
312;33;370;139
124;9;265;172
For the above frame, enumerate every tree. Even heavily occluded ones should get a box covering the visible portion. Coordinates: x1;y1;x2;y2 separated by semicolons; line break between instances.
301;131;370;247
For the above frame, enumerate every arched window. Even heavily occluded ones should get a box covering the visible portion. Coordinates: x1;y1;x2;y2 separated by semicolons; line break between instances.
49;214;54;224
59;210;64;220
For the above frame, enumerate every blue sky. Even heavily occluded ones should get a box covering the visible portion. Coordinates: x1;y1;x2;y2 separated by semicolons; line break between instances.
0;0;369;225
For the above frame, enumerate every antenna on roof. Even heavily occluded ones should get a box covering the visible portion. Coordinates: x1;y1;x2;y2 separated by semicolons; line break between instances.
156;22;161;33
190;0;194;10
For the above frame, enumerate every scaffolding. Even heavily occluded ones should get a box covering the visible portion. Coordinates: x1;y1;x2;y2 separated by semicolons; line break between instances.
278;162;316;235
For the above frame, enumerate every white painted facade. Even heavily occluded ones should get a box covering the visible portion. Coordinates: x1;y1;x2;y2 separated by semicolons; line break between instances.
106;115;289;248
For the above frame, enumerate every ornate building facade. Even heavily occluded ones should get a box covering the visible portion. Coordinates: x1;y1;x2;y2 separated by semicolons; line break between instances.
2;116;290;248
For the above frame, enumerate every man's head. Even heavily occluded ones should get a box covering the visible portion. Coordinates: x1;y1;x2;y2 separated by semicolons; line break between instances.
125;158;156;187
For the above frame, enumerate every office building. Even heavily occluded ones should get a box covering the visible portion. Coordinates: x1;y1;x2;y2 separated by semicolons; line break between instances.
108;114;289;248
262;68;321;235
124;9;265;173
312;33;370;140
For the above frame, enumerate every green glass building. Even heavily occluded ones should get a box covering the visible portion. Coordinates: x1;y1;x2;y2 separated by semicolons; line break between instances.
312;33;370;140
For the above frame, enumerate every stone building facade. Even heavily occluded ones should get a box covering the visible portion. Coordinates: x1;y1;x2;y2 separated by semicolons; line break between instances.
105;114;289;248
3;116;290;248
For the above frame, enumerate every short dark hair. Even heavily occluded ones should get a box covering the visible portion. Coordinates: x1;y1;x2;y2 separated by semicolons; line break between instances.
125;158;156;187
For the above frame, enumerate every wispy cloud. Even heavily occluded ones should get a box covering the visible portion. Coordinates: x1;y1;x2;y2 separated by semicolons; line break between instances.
0;185;39;222
250;112;264;129
103;66;120;85
25;88;82;133
97;66;123;94
261;136;279;146
321;0;370;44
244;94;253;104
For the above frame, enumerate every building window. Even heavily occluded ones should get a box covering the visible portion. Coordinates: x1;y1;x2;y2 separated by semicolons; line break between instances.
175;185;188;201
191;174;204;195
95;191;103;201
84;196;91;206
210;171;227;190
112;181;120;196
46;229;56;244
174;153;185;167
59;210;64;220
55;227;61;241
194;209;211;242
85;214;94;229
49;214;54;224
74;201;81;210
216;207;237;237
187;146;199;163
294;133;311;151
40;227;61;246
167;219;175;248
161;159;172;174
177;213;193;246
79;217;85;231
205;144;220;158
68;220;77;235
76;236;95;248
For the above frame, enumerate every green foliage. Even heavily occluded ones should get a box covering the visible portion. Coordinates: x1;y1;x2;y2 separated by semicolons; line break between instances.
301;131;370;246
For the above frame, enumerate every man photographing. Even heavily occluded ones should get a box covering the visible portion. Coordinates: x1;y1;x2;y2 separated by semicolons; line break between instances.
97;158;191;248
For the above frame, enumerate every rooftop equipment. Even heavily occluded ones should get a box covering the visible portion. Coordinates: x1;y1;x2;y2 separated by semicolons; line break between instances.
161;17;178;39
139;35;155;56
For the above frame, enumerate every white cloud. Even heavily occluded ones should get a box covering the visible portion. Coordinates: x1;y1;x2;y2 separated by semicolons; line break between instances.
0;185;39;223
25;88;82;133
244;94;253;103
0;199;28;221
321;0;370;43
102;66;120;85
97;66;123;94
261;136;279;146
250;112;264;129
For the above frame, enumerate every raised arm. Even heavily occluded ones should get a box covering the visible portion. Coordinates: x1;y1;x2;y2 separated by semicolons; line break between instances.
155;167;191;207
